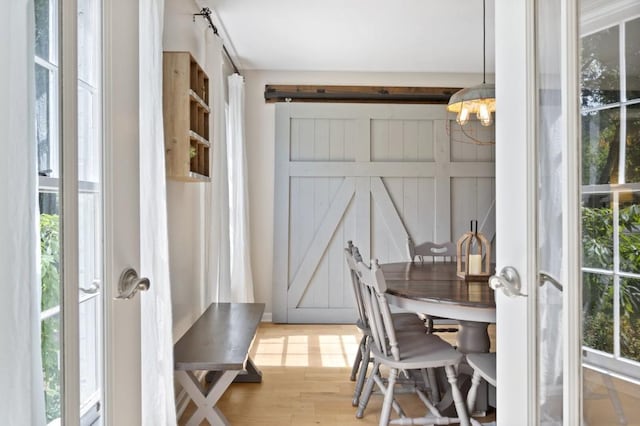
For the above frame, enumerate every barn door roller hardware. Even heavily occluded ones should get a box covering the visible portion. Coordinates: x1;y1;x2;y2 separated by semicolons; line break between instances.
264;85;461;104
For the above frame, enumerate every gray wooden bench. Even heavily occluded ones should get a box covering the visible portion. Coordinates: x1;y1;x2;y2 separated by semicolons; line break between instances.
174;302;265;426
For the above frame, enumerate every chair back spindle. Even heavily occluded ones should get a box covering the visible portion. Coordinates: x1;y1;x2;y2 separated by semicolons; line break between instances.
345;241;368;328
356;259;401;362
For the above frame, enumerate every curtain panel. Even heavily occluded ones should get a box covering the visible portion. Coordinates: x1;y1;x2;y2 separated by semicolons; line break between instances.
227;74;255;303
205;34;231;303
0;0;46;424
139;0;177;423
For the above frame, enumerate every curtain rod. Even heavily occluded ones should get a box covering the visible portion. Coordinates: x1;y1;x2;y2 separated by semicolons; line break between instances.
193;7;241;76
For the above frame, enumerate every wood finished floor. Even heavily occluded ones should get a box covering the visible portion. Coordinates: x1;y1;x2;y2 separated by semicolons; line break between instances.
178;323;496;426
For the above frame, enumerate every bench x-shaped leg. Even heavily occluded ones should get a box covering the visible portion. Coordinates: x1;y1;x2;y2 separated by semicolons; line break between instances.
176;370;239;426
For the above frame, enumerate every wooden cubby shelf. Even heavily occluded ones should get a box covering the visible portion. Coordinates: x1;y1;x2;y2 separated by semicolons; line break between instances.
163;51;212;182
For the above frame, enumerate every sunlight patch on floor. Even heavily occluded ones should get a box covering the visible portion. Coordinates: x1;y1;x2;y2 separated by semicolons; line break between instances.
252;332;359;367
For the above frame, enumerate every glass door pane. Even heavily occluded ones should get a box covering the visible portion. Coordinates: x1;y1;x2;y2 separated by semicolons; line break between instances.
580;4;640;424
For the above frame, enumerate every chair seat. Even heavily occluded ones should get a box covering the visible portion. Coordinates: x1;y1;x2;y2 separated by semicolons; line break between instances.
391;312;426;329
371;332;462;370
466;353;496;386
358;314;426;335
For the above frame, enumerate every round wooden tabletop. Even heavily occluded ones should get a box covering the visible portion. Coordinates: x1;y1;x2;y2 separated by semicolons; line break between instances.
381;261;496;310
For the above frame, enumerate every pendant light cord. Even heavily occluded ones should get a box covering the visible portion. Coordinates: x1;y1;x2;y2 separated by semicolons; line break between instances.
482;0;486;85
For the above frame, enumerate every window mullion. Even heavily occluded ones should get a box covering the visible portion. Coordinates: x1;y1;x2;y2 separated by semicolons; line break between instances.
581;101;622;115
613;191;621;358
50;0;59;66
618;23;627;184
35;55;58;73
50;66;60;178
583;182;640;194
620;21;627;104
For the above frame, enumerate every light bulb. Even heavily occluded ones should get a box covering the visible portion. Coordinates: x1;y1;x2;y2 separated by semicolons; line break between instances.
477;103;493;126
457;106;470;125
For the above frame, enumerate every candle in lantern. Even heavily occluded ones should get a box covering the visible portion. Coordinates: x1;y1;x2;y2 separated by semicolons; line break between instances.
468;254;482;275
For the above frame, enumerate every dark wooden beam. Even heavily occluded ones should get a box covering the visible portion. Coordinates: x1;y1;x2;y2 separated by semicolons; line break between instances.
264;85;461;104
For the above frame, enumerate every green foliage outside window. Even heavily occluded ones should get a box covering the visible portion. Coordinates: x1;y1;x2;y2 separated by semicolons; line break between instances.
582;204;640;362
40;213;61;422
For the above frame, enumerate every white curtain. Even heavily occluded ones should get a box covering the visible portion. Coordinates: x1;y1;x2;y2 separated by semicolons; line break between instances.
0;0;46;424
537;0;564;423
205;34;231;303
227;74;255;303
139;0;177;424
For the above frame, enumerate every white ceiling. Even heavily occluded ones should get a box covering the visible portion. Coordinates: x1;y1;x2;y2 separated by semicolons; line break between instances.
205;0;496;74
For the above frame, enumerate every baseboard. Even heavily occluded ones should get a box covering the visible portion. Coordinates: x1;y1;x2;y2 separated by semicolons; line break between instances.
262;311;272;322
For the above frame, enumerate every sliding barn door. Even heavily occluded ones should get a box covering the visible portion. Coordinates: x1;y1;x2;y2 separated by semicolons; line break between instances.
273;103;495;323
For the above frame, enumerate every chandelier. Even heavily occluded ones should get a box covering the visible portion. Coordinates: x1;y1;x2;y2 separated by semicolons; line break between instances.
446;0;495;127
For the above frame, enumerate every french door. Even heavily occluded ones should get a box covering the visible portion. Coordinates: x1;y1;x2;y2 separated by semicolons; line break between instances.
36;0;143;424
495;0;640;424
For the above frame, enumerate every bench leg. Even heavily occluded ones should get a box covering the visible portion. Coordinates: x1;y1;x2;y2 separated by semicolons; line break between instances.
177;370;239;426
233;356;263;383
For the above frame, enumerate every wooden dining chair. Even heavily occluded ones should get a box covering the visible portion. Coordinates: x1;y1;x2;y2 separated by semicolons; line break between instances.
466;352;496;422
407;237;459;334
355;257;472;426
408;236;457;264
344;241;426;407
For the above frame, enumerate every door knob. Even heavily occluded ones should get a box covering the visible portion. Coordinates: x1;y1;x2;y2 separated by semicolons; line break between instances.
489;266;524;297
116;268;150;299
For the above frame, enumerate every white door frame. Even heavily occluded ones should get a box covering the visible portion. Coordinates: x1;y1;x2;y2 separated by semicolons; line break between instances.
60;0;81;422
495;0;538;423
103;0;142;424
560;0;583;423
495;0;582;424
57;0;142;423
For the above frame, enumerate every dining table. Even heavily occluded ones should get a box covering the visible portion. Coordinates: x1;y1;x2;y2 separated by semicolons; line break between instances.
381;261;496;354
381;260;497;413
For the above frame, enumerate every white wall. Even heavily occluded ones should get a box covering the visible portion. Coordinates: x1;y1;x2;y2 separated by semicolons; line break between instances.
162;1;495;323
244;70;493;318
164;0;233;340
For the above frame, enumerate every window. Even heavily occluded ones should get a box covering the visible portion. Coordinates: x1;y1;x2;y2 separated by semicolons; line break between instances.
35;0;103;423
581;15;640;379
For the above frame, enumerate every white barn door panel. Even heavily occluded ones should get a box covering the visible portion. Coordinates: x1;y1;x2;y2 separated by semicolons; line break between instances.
273;104;495;323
